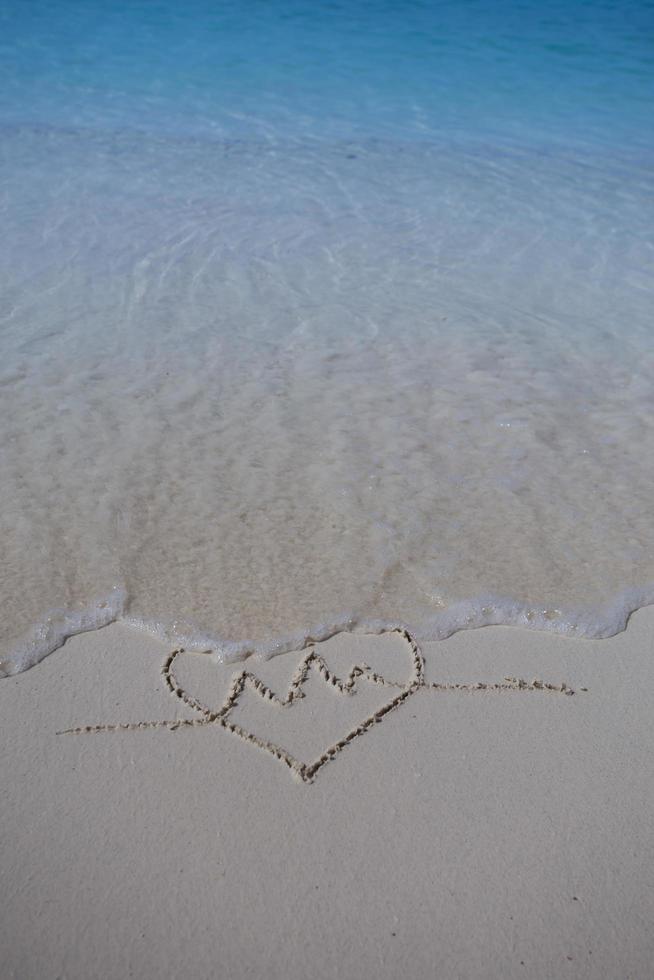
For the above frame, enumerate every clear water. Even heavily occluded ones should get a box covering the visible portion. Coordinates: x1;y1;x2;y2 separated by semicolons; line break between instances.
1;0;653;673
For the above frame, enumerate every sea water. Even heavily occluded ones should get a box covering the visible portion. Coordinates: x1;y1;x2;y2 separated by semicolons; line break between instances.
1;0;653;673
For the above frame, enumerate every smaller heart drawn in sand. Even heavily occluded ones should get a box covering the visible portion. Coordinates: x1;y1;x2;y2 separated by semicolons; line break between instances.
164;630;425;783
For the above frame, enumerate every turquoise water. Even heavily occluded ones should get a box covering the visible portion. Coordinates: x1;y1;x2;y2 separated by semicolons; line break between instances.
1;0;653;147
1;1;654;672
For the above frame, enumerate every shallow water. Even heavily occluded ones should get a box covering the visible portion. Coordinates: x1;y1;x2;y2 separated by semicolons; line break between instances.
1;1;653;673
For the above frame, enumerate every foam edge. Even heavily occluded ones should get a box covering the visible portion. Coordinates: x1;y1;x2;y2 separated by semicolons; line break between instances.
2;584;654;678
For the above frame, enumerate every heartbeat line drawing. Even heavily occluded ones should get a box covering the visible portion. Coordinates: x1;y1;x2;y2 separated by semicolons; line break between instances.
58;629;579;783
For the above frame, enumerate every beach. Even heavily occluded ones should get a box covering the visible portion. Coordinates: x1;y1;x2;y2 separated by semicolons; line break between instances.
2;610;653;979
2;1;654;975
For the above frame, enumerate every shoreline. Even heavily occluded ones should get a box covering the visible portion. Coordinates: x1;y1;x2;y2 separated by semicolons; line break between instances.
5;584;654;679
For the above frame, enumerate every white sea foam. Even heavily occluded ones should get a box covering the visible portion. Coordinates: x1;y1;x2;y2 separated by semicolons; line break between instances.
0;589;126;677
4;586;654;678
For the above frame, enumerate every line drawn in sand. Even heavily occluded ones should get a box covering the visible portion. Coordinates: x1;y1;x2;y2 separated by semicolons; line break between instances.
59;629;580;783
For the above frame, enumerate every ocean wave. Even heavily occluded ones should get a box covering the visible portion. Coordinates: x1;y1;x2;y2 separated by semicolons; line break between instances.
4;585;654;677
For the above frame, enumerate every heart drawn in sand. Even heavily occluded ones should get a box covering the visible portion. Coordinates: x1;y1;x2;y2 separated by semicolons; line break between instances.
58;629;577;783
164;630;425;783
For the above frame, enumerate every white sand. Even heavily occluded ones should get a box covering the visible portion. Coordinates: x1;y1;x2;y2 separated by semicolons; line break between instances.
1;609;653;979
